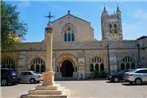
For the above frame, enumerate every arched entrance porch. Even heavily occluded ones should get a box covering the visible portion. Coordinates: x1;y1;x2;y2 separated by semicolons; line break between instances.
56;54;78;78
61;60;74;77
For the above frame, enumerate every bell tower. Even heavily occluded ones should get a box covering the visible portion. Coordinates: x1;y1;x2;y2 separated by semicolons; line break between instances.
101;5;123;41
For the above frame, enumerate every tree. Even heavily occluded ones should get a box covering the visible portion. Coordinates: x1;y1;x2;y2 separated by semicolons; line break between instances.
1;1;27;50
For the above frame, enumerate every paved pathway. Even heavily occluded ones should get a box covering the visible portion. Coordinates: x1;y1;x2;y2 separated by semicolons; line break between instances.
1;80;147;98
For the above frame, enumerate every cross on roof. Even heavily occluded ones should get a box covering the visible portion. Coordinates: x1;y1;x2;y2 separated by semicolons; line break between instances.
45;12;54;23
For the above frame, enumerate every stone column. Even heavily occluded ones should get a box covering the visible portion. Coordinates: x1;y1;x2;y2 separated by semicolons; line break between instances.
20;23;70;98
42;23;54;86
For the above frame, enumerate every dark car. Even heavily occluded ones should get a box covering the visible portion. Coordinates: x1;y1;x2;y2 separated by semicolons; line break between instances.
107;69;132;82
1;68;20;86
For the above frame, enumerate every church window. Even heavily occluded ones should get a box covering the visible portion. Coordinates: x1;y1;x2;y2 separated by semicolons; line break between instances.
68;27;71;31
114;24;117;28
11;65;15;69
1;58;15;69
109;24;112;28
120;56;136;70
36;65;40;73
114;29;117;33
68;33;70;41
72;33;74;41
64;33;67;41
90;64;94;72
41;65;45;72
63;23;76;42
109;30;112;33
95;64;99;71
90;57;104;72
126;63;130;69
100;64;104;72
131;63;135;69
31;65;34;71
121;63;125;70
31;57;45;73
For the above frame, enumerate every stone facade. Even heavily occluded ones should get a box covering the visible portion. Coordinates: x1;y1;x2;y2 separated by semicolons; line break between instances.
1;7;147;79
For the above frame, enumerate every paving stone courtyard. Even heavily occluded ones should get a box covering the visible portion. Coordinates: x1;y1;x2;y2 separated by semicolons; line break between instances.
1;80;147;98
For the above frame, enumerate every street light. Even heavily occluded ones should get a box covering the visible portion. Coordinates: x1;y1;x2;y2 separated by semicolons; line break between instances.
107;44;110;75
137;44;141;68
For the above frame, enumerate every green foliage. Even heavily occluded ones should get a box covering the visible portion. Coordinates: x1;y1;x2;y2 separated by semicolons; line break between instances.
89;71;108;79
1;1;27;50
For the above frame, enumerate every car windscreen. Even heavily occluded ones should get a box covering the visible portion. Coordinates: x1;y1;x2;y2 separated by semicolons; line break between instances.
127;69;136;73
9;70;17;76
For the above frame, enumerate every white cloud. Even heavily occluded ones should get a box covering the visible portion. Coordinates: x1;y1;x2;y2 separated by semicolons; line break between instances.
133;9;147;20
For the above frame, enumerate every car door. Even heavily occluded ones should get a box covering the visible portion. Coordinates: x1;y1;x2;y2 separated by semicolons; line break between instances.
143;70;147;81
20;72;32;83
20;72;26;83
136;70;147;82
24;72;33;82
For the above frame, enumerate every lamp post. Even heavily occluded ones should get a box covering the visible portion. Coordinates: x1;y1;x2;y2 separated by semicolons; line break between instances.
107;44;110;75
137;44;141;68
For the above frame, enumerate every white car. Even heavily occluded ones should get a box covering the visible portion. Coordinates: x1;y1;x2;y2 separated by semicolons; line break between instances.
124;68;147;85
19;71;43;84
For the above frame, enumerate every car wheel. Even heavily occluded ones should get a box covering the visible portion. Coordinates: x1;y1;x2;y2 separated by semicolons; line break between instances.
30;78;36;84
1;79;8;86
114;77;119;82
135;78;142;85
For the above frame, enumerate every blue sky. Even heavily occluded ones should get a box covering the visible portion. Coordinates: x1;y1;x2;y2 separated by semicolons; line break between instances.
6;0;147;42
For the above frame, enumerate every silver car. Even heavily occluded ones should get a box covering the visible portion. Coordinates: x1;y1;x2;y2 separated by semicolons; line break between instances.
124;68;147;85
19;71;43;84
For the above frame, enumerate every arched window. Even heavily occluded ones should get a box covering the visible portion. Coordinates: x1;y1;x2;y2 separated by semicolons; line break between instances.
109;24;112;28
90;57;104;72
41;65;45;72
90;64;94;72
114;24;117;28
121;63;125;70
100;64;104;72
63;23;76;42
126;63;130;69
68;33;70;41
36;65;40;73
114;29;117;33
31;65;34;71
131;63;135;69
31;57;45;73
95;64;99;71
72;33;74;41
64;33;67;41
1;58;15;69
120;56;136;70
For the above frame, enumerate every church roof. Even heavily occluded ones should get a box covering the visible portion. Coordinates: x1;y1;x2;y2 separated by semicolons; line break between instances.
137;36;147;40
51;11;90;24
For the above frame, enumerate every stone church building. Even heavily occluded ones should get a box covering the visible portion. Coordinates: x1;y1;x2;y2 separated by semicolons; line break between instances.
1;7;147;79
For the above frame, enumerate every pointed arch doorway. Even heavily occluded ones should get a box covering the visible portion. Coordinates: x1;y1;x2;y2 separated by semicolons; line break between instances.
61;60;74;77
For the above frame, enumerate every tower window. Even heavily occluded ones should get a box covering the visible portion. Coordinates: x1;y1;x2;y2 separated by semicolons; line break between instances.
114;29;117;33
114;24;117;28
109;24;112;28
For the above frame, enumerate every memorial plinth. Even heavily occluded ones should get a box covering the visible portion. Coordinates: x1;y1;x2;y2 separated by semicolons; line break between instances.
21;23;70;98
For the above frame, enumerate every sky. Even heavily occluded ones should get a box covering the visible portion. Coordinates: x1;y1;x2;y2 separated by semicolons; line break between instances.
6;0;147;42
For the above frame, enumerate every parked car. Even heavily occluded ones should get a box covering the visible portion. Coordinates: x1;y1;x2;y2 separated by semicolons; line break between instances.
124;68;147;85
1;68;20;86
19;71;43;84
107;69;132;82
